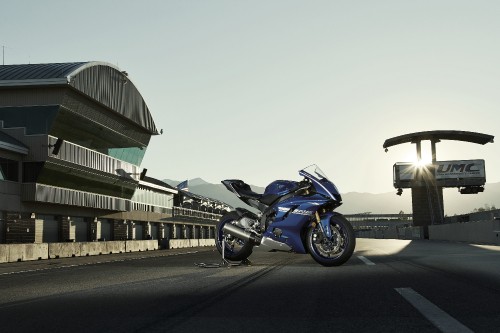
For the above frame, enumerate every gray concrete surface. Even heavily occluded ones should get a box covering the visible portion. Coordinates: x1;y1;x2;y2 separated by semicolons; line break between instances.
0;239;499;332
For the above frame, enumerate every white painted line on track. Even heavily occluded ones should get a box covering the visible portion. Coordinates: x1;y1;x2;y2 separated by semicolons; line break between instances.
357;256;375;265
395;288;473;333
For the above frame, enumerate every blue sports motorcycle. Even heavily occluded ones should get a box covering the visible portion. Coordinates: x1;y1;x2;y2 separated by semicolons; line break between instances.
216;165;355;266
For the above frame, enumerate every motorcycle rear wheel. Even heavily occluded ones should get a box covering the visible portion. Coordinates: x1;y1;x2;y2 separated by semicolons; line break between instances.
216;212;253;262
306;214;355;267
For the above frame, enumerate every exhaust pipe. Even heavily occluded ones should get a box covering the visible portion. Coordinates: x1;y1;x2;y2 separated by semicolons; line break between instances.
222;223;259;243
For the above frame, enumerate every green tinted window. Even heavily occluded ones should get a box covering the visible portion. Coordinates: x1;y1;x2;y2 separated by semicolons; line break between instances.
0;106;58;134
108;147;146;166
51;107;147;166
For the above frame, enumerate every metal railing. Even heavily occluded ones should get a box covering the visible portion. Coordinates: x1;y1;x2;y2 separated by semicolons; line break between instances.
344;213;413;222
172;206;222;222
48;135;140;178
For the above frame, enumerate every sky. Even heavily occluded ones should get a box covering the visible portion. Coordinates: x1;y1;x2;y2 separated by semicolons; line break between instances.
2;1;500;194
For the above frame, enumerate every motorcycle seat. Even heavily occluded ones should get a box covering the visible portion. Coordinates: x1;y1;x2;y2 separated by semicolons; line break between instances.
259;194;279;205
230;180;262;201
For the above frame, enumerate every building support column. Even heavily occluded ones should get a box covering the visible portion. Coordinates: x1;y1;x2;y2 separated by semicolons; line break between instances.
171;223;177;239
90;218;100;242
113;219;128;240
6;213;38;243
128;221;136;240
144;222;152;239
182;224;188;239
158;223;165;240
60;216;74;242
411;182;444;239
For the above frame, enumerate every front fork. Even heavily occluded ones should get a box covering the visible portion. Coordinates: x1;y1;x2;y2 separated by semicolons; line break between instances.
314;211;333;239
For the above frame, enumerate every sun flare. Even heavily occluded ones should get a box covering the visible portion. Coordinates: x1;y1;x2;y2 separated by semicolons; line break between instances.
414;158;432;168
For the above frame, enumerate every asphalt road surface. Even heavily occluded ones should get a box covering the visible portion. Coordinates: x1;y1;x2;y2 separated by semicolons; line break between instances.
1;239;500;333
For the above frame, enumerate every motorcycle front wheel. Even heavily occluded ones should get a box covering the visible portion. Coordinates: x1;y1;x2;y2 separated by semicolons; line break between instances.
306;214;355;267
215;211;253;262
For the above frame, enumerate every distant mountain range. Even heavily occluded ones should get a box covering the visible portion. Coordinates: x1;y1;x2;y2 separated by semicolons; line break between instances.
164;178;264;211
164;178;500;216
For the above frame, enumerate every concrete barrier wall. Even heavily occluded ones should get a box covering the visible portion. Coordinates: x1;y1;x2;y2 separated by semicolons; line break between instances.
106;241;126;254
124;240;141;252
429;220;500;245
81;242;105;256
24;243;49;261
410;227;424;239
169;239;194;249
9;244;29;261
125;240;158;252
167;239;216;248
0;245;7;262
356;226;422;240
0;243;49;262
49;242;82;259
48;240;159;258
356;220;500;245
0;238;213;263
199;239;216;247
357;226;424;240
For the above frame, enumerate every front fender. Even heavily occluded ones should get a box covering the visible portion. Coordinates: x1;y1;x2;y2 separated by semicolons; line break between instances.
318;211;342;239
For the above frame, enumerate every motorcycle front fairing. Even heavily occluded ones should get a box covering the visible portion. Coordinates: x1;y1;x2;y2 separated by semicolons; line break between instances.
299;165;342;205
298;165;343;241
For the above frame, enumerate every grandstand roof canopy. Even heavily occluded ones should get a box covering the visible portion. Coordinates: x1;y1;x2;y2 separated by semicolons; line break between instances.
0;62;158;135
140;176;178;195
383;130;494;149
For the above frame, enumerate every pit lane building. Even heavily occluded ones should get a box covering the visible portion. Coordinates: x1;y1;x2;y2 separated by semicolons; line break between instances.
0;62;219;246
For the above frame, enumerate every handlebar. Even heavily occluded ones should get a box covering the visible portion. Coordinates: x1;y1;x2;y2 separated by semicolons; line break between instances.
296;180;311;192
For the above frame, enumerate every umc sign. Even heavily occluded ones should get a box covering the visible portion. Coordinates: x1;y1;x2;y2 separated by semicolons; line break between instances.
394;159;486;193
384;131;494;233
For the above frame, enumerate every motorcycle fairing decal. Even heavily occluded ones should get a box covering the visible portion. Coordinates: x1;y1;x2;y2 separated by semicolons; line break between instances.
291;209;313;216
273;194;328;222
